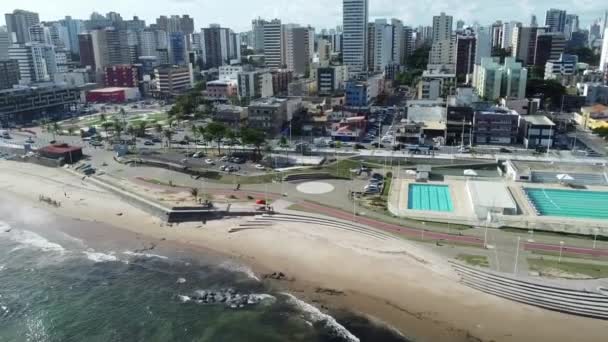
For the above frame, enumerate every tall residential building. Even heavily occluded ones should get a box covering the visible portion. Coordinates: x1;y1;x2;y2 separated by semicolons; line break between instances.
155;15;194;34
455;33;476;81
600;28;608;72
317;39;331;64
78;33;96;70
169;32;187;66
199;25;239;69
428;37;455;72
263;19;283;68
512;26;546;66
491;22;503;49
251;18;267;53
533;33;566;68
564;14;579;40
59;16;83;55
28;24;51;45
342;0;369;72
403;26;414;58
8;43;57;84
530;15;538;27
5;9;40;43
475;26;491;65
284;26;314;75
368;19;393;72
432;12;453;42
474;57;527;100
138;29;158;57
237;69;273;99
0;31;12;60
501;21;520;49
545;9;567;33
391;19;404;65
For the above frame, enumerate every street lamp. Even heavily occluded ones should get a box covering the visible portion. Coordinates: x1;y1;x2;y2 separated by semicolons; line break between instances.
593;228;600;249
514;236;521;275
559;241;565;263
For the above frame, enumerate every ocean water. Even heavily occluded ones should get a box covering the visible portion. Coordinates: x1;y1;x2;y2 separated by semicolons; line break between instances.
0;218;410;342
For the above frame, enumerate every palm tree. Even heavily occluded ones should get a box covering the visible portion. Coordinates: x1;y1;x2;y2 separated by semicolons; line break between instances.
154;123;163;137
137;121;147;138
99;113;107;123
113;121;124;141
67;127;75;136
52;122;61;137
205;122;227;155
190;188;199;203
163;129;174;148
198;125;207;152
126;125;137;142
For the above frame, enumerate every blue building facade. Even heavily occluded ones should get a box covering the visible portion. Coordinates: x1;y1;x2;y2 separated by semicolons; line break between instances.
169;32;187;66
345;80;369;107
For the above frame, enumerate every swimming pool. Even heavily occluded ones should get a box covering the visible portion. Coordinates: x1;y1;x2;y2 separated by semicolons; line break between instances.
524;188;608;220
408;184;454;212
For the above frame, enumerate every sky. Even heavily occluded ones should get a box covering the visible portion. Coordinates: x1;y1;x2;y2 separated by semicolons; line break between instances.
1;0;606;33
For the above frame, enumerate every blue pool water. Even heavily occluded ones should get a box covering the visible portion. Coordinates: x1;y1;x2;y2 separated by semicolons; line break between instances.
524;188;608;220
407;184;454;212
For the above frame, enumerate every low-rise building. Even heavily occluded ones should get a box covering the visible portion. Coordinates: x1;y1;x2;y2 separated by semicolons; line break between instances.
446;106;474;146
317;65;348;96
237;69;273;100
331;116;367;142
86;87;140;103
393;120;424;145
576;104;608;129
214;104;248;129
206;79;237;100
344;74;384;107
0;60;20;90
271;69;293;95
417;71;456;100
247;97;287;134
576;83;608;105
406;102;447;142
288;79;316;97
545;54;577;80
473;107;520;144
0;85;82;124
520;115;555;149
154;65;193;96
104;64;140;88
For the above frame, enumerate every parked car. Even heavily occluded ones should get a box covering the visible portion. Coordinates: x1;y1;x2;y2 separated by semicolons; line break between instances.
90;141;103;147
499;147;512;153
192;151;204;158
458;146;471;153
371;142;385;148
255;164;265;170
371;173;384;181
220;156;230;162
364;184;380;192
204;159;215;165
354;143;366;149
151;137;162;143
143;140;154;146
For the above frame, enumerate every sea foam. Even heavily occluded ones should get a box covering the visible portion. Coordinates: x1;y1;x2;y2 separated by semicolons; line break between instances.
84;251;118;263
123;251;169;260
282;293;360;342
5;229;65;253
218;260;260;281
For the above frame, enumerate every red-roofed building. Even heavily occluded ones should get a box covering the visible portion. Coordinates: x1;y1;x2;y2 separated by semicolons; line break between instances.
38;143;83;164
331;116;367;141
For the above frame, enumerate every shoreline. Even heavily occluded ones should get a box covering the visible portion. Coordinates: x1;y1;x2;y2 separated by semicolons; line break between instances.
1;160;608;342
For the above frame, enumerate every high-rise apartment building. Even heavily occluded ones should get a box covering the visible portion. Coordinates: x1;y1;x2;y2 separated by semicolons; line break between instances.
455;33;476;81
284;26;314;75
251;18;267;53
199;25;240;69
475;26;491;65
391;19;404;65
533;33;565;69
155;15;194;34
600;28;608;72
169;32;187;66
0;31;11;60
59;16;83;55
263;19;283;68
370;19;393;73
432;12;453;43
342;0;369;72
78;33;96;70
564;14;579;40
545;9;567;33
5;9;40;43
28;24;52;45
474;57;527;100
403;26;414;58
8;43;57;84
512;26;546;66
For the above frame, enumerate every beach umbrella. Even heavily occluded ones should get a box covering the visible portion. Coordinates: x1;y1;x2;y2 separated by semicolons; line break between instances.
464;169;478;177
556;174;574;181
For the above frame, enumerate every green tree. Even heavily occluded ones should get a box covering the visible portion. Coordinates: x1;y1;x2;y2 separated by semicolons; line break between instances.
240;128;266;159
113;121;124;140
99;113;107;123
67;127;75;136
154;123;163;136
126;125;137;142
190;188;199;203
205;122;227;154
564;47;600;66
526;79;566;110
137;121;147;137
101;121;114;140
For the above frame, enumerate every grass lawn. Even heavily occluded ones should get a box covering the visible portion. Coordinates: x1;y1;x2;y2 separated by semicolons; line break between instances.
456;254;490;267
527;258;608;279
320;158;383;178
530;249;608;261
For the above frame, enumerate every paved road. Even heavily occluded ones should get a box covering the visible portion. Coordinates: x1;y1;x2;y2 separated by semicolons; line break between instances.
525;242;608;258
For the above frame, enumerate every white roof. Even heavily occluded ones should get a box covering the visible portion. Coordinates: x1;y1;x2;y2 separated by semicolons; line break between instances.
467;181;517;210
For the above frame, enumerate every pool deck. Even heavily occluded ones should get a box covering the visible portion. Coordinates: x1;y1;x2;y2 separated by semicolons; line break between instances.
388;176;608;237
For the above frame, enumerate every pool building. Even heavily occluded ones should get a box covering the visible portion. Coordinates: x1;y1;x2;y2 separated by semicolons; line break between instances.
408;184;454;212
524;188;608;220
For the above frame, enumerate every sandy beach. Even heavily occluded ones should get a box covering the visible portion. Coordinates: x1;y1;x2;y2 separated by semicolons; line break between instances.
1;160;607;342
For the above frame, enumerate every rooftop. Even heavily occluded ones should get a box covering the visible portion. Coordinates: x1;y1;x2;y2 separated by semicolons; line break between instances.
476;106;519;116
521;115;555;126
467;181;517;209
88;87;136;93
509;160;608;174
249;97;287;107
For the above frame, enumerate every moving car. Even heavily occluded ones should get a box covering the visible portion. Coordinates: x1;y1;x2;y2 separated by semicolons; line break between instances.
255;164;265;170
143;140;155;146
204;159;215;165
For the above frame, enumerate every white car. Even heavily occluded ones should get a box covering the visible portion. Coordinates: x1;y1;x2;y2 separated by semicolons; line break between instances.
204;159;215;165
192;152;204;158
219;156;230;162
255;164;265;170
